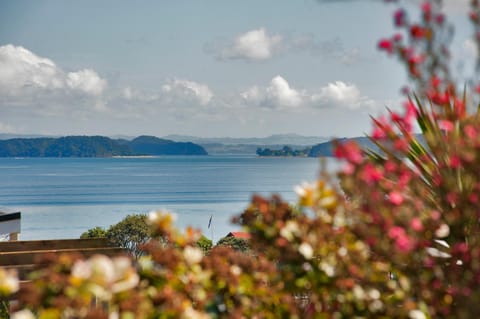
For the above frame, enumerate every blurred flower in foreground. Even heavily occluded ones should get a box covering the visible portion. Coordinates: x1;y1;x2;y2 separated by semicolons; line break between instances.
70;254;139;299
0;268;19;296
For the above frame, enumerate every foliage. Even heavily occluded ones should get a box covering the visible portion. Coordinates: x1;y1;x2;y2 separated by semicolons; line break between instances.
79;226;107;239
106;214;151;259
215;235;250;252
256;145;311;157
0;135;208;157
196;235;213;253
5;1;480;318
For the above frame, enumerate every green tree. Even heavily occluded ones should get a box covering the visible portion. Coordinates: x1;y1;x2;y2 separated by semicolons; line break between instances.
80;226;107;239
106;214;151;259
196;235;213;254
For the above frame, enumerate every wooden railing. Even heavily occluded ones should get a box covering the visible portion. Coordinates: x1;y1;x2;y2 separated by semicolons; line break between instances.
0;238;125;281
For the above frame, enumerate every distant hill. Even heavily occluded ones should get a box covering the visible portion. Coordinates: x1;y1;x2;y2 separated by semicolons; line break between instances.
308;137;380;157
129;135;207;155
308;135;425;157
163;134;329;146
0;135;207;157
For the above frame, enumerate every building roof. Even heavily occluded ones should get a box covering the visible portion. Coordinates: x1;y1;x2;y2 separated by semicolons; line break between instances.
227;231;251;239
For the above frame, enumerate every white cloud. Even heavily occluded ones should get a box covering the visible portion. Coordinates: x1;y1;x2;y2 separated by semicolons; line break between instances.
267;76;303;108
0;45;64;93
66;69;106;96
162;79;213;106
311;81;365;109
0;45;107;98
242;77;377;110
242;75;303;109
220;28;282;61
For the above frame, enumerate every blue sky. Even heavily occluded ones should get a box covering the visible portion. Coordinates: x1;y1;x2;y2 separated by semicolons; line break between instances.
0;0;473;138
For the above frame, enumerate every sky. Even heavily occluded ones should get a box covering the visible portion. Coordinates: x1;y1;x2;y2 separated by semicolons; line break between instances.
0;0;474;138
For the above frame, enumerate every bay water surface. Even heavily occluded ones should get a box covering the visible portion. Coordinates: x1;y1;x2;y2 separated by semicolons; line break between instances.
0;156;338;242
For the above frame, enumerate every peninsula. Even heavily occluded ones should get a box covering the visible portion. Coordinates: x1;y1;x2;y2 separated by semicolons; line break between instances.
0;135;207;157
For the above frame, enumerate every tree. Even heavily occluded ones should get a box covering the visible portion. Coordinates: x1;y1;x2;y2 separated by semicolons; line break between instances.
106;214;151;259
80;214;151;259
196;235;213;253
80;226;107;239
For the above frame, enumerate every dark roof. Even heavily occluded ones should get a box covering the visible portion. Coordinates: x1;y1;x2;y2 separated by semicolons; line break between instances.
0;212;21;222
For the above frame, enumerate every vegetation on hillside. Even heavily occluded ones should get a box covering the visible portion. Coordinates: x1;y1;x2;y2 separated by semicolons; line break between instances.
256;145;311;157
0;135;207;157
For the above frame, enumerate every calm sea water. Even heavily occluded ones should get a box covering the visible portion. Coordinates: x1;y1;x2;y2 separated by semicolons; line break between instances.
0;156;338;242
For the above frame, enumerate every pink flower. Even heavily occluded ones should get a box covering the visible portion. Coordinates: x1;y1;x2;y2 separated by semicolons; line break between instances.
361;163;383;184
388;191;404;205
464;125;477;139
388;226;413;252
371;127;387;140
342;162;355;175
394;138;409;152
388;226;405;239
410;218;423;231
439;120;454;132
435;13;445;25
334;141;363;164
396;235;414;252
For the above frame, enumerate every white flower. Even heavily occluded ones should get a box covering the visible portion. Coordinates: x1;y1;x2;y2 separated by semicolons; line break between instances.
11;310;36;319
435;224;450;238
409;309;427;319
0;268;19;295
352;285;366;300
298;242;313;259
111;256;139;293
294;182;314;197
230;265;242;276
280;220;300;241
71;254;139;298
319;261;335;277
183;246;203;265
368;288;381;300
181;306;209;319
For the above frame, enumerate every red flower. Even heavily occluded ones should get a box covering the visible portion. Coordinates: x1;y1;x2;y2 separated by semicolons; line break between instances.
410;25;425;39
378;39;393;54
394;9;406;27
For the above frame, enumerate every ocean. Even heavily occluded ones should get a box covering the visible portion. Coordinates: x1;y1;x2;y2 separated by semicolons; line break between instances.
0;156;338;243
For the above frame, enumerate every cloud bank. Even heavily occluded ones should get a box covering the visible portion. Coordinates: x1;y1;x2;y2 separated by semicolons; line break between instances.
0;45;106;98
210;28;360;64
242;76;377;110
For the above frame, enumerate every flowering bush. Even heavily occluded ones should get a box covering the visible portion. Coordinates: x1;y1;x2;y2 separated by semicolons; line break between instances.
3;0;480;318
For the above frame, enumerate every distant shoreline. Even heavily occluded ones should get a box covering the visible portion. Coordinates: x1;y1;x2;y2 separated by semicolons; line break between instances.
112;155;156;158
